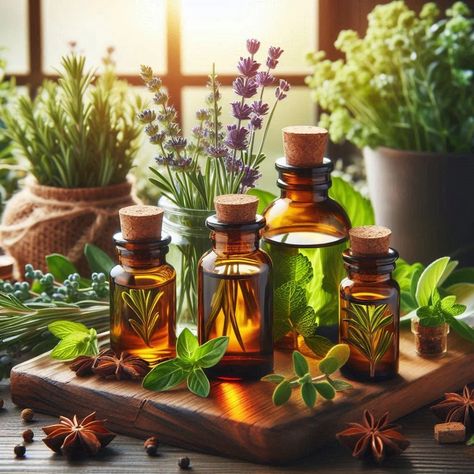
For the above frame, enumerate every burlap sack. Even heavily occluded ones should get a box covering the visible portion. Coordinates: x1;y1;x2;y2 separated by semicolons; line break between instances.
0;178;137;277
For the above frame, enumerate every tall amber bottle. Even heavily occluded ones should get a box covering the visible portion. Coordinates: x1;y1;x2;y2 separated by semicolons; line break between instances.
263;126;351;347
198;195;273;380
110;205;176;365
339;226;400;381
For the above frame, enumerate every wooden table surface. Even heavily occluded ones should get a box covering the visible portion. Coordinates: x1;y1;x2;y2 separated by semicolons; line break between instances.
1;381;473;473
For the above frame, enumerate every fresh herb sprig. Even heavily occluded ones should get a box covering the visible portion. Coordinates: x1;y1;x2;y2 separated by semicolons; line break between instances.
262;344;352;407
143;329;228;397
48;321;98;360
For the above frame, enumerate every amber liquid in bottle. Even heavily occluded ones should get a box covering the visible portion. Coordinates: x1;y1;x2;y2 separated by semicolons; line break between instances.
110;234;176;365
339;249;400;381
198;216;273;380
263;157;351;346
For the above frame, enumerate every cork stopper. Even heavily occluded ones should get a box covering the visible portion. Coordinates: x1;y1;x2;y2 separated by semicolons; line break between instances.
119;205;163;241
282;126;328;167
214;194;258;224
349;225;392;256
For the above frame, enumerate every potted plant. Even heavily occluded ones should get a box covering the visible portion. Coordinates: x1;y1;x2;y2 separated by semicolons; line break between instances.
138;39;289;332
306;1;474;264
0;49;142;274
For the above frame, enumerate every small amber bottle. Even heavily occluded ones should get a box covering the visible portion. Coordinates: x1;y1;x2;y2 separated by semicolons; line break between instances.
198;195;273;380
110;205;176;365
263;126;351;347
339;226;400;381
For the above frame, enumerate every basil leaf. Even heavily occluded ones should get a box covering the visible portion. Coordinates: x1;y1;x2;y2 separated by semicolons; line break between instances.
327;378;353;391
48;320;89;339
416;257;450;306
318;356;339;375
272;380;292;406
261;374;285;384
84;243;115;275
194;336;229;368
50;332;89;360
46;254;79;283
143;359;188;392
314;381;336;400
186;367;210;397
301;382;317;408
292;351;308;377
177;328;199;362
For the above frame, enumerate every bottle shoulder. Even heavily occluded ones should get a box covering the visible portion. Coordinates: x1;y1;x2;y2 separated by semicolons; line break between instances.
199;249;271;273
111;263;176;288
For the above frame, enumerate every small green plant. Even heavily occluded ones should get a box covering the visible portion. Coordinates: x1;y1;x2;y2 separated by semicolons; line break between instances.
48;321;98;360
1;49;142;188
261;344;352;408
142;328;229;397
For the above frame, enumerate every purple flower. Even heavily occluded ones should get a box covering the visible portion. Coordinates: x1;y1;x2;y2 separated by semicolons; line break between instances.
275;79;290;100
246;39;260;55
266;57;279;69
225;124;248;150
268;46;284;60
146;77;162;92
137;109;156;123
149;131;166;145
233;77;258;98
165;137;187;152
153;92;168;105
156;153;192;170
224;155;243;173
241;165;261;190
145;123;159;136
237;57;260;77
255;71;275;87
249;116;263;130
231;102;252;120
208;145;229;159
155;153;174;166
251;100;269;116
196;108;210;121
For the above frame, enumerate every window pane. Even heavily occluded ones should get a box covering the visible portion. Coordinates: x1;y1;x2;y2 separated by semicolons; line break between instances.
182;86;315;192
43;0;166;74
0;0;28;74
181;0;317;75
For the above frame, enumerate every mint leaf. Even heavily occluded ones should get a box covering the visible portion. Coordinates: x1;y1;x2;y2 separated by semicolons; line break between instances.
143;359;188;392
46;253;79;284
272;380;292;406
301;382;317;408
194;336;229;368
187;368;210;397
50;332;89;360
416;306;433;319
327;378;353;391
314;381;336;400
261;374;285;384
448;304;466;316
48;321;89;339
292;351;308;377
416;257;451;306
294;307;317;338
176;328;199;362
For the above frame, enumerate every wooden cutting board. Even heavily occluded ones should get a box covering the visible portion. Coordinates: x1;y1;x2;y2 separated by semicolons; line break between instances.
10;330;474;464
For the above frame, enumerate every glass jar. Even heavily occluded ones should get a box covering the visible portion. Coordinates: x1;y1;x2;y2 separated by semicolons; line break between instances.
159;196;214;335
411;316;449;357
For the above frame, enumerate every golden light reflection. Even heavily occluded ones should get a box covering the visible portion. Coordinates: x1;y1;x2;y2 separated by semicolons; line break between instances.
213;381;259;422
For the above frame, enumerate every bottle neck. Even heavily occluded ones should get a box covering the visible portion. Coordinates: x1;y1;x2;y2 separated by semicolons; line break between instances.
276;157;332;202
343;248;399;282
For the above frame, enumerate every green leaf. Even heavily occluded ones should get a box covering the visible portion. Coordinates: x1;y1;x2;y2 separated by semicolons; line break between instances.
50;332;89;360
327;378;353;391
194;336;229;368
187;367;210;397
314;381;336;400
261;374;285;384
417;306;434;318
48;320;89;339
393;258;425;312
46;253;79;283
84;244;115;274
447;304;467;317
318;356;339;375
142;358;188;392
303;335;334;357
323;344;350;368
416;257;451;306
292;351;309;377
467;434;474;446
176;328;199;362
247;188;276;214
445;315;474;344
301;382;317;408
440;295;456;311
272;380;292;406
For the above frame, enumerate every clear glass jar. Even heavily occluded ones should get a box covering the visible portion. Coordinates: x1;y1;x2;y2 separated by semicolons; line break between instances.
411;316;449;357
158;196;214;335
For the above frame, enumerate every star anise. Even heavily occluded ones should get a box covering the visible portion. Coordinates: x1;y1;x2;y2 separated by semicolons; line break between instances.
431;385;474;430
42;412;115;458
93;351;150;380
336;410;410;463
70;349;114;377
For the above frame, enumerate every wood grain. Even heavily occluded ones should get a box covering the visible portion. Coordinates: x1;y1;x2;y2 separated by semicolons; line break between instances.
9;331;474;465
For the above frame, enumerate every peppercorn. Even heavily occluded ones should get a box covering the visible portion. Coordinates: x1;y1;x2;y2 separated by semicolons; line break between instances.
14;444;26;458
22;429;34;443
21;408;34;422
144;436;159;456
178;456;191;469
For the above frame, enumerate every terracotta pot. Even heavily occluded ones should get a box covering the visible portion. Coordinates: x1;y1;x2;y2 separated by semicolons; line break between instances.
0;178;137;276
364;147;474;265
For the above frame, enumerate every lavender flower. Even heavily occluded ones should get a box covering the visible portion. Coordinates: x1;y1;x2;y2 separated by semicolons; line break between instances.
155;153;192;170
275;79;290;100
233;77;258;98
158;106;177;123
224;155;243;173
196;108;210;121
167;123;181;136
165;137;187;152
251;100;269;116
237;57;260;77
146;77;162;92
231;102;252;120
240;165;261;190
225;124;248;150
153;92;168;105
155;153;174;166
255;71;275;87
246;39;260;55
137;109;156;124
266;57;278;69
139;65;153;82
149;131;166;145
268;46;284;60
208;145;229;159
249;116;263;130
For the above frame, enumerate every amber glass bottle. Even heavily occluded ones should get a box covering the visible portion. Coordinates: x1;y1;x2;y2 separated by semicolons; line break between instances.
198;195;273;380
339;226;400;381
110;205;176;365
263;126;350;347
